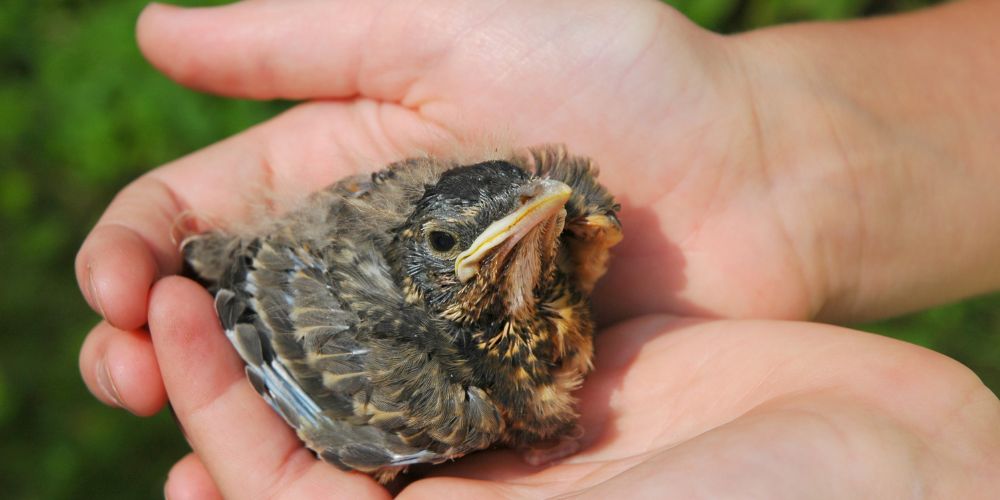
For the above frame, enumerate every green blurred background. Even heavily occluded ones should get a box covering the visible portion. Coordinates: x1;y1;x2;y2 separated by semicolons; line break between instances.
2;0;996;498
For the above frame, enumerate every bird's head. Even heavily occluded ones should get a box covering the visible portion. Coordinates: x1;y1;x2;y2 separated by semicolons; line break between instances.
391;160;571;325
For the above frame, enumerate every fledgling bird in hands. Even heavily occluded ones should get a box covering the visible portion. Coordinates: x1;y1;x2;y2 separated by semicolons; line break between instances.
182;145;622;483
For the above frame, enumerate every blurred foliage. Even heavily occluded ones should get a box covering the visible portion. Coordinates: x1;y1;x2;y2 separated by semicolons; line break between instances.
1;0;994;498
667;0;940;29
666;0;939;32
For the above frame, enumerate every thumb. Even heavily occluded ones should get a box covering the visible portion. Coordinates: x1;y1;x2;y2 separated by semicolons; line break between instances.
136;0;452;101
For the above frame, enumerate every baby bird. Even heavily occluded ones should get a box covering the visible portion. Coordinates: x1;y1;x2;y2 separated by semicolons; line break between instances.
182;145;622;483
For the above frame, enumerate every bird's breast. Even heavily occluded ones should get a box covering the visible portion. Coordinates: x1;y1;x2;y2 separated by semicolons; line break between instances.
457;284;595;444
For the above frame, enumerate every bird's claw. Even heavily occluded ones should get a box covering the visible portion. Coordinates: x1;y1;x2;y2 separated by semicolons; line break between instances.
520;425;585;466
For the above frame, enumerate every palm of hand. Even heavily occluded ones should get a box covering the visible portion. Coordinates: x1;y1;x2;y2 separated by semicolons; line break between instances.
403;317;992;498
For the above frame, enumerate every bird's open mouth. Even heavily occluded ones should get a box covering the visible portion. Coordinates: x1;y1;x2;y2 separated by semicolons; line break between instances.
454;179;572;283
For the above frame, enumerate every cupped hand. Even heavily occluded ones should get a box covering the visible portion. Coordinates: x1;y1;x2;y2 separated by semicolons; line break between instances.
149;277;999;499
79;0;845;414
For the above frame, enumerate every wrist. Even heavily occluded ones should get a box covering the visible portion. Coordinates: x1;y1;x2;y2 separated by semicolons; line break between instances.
728;7;1000;322
723;27;884;322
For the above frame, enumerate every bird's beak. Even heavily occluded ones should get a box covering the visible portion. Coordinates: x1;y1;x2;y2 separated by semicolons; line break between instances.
455;179;572;282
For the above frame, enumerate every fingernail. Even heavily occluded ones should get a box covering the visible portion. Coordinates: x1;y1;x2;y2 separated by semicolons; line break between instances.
87;264;108;319
96;357;126;409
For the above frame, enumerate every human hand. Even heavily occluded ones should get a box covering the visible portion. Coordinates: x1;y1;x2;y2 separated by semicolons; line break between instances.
148;277;1000;498
79;0;838;413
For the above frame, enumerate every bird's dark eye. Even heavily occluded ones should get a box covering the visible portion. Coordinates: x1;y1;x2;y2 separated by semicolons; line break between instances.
428;231;457;252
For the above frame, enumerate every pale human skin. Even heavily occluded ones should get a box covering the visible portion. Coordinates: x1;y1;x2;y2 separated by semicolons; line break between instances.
75;0;1000;497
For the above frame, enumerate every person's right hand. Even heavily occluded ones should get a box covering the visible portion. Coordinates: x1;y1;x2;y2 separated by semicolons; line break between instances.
79;0;794;416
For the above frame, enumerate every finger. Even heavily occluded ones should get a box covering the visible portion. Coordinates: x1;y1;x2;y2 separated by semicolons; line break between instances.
148;276;388;499
136;0;659;103
79;321;167;416
136;0;429;100
165;453;223;500
77;99;446;331
76;223;162;330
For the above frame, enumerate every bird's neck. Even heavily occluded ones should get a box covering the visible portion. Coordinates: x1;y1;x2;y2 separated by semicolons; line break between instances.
460;272;591;379
453;274;597;444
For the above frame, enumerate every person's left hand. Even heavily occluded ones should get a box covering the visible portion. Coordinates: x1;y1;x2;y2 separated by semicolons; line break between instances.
74;0;829;420
149;277;1000;499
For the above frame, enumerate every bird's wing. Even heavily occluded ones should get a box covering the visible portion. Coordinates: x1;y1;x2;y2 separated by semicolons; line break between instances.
218;237;504;472
209;208;502;475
